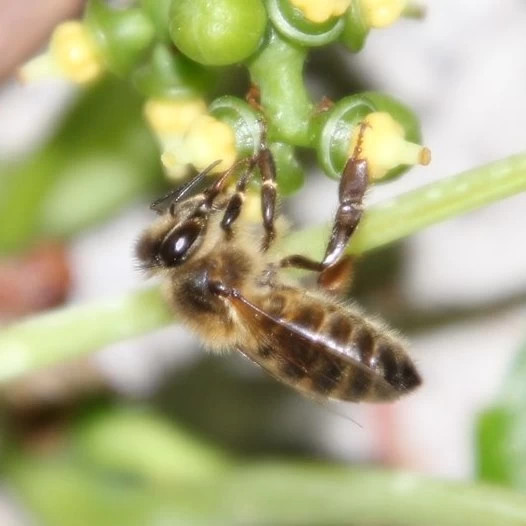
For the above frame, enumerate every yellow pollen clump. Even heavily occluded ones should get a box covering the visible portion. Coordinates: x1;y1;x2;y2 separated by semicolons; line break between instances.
19;21;104;84
160;115;238;178
51;21;104;83
143;98;207;135
184;115;237;173
289;0;351;23
359;0;406;28
348;111;430;181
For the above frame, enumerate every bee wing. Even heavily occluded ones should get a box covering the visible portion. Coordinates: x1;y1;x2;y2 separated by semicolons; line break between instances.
227;289;402;402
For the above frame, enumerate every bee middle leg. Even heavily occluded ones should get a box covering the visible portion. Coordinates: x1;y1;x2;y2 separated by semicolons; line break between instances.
257;146;278;252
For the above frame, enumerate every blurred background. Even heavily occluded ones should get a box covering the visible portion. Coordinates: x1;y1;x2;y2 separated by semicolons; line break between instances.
1;0;526;524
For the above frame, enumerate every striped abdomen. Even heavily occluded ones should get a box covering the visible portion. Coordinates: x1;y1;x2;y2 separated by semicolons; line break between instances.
248;290;421;402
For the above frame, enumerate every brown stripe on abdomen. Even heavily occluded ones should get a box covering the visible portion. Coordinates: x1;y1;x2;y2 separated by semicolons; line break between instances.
274;302;327;382
252;294;420;402
375;341;422;394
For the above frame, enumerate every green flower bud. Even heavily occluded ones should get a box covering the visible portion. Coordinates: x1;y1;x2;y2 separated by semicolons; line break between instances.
169;0;267;66
209;96;263;158
132;44;214;99
266;0;346;47
140;0;173;43
84;0;155;77
340;0;369;52
312;92;428;182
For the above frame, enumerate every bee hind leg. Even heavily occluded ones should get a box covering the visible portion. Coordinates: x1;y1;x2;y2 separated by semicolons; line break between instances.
320;123;369;271
278;254;354;294
276;124;368;293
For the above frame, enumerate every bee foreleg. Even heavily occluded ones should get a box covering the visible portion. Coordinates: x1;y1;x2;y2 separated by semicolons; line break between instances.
220;161;257;239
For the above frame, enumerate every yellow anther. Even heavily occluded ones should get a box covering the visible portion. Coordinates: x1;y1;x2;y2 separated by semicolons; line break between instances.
160;114;238;178
359;0;406;28
144;98;207;135
289;0;351;23
183;115;237;173
19;21;104;83
349;111;430;181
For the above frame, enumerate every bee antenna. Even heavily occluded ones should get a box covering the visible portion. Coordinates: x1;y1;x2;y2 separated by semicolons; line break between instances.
150;161;223;214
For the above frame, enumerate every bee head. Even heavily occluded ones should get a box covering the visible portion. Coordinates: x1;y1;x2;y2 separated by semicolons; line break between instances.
136;198;209;272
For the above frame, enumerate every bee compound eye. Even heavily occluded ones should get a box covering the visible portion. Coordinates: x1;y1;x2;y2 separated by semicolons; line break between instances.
159;220;203;266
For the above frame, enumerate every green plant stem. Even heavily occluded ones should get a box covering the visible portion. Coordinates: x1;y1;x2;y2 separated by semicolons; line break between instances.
248;29;313;146
0;288;172;383
1;153;525;383
286;152;526;259
214;463;526;526
9;456;526;526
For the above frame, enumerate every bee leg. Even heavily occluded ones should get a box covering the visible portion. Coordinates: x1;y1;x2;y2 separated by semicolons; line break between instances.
220;161;257;239
318;255;354;294
189;157;251;219
278;254;354;294
200;159;247;209
279;255;323;272
277;123;367;291
257;146;278;252
319;122;369;275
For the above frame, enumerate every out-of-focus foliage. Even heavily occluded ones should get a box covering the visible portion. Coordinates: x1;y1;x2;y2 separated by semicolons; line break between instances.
6;404;526;526
477;336;526;490
0;79;162;255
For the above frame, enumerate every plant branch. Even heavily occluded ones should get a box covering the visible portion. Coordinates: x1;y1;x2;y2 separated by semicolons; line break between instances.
1;152;526;383
9;455;526;525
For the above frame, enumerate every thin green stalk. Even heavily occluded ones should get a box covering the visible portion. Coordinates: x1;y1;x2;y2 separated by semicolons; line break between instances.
248;29;313;146
0;288;172;383
286;153;526;258
1;153;525;383
215;463;526;526
9;456;526;526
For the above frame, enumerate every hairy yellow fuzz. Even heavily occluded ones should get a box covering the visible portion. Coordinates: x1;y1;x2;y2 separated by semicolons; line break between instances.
349;111;430;180
289;0;351;23
359;0;406;28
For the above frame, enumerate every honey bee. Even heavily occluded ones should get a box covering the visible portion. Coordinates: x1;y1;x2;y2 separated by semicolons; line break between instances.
136;131;421;403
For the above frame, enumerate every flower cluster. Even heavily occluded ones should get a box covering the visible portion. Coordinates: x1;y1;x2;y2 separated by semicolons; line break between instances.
20;0;429;190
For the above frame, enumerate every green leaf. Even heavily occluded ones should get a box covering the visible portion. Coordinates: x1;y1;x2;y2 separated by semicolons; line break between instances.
72;405;229;484
476;336;526;490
